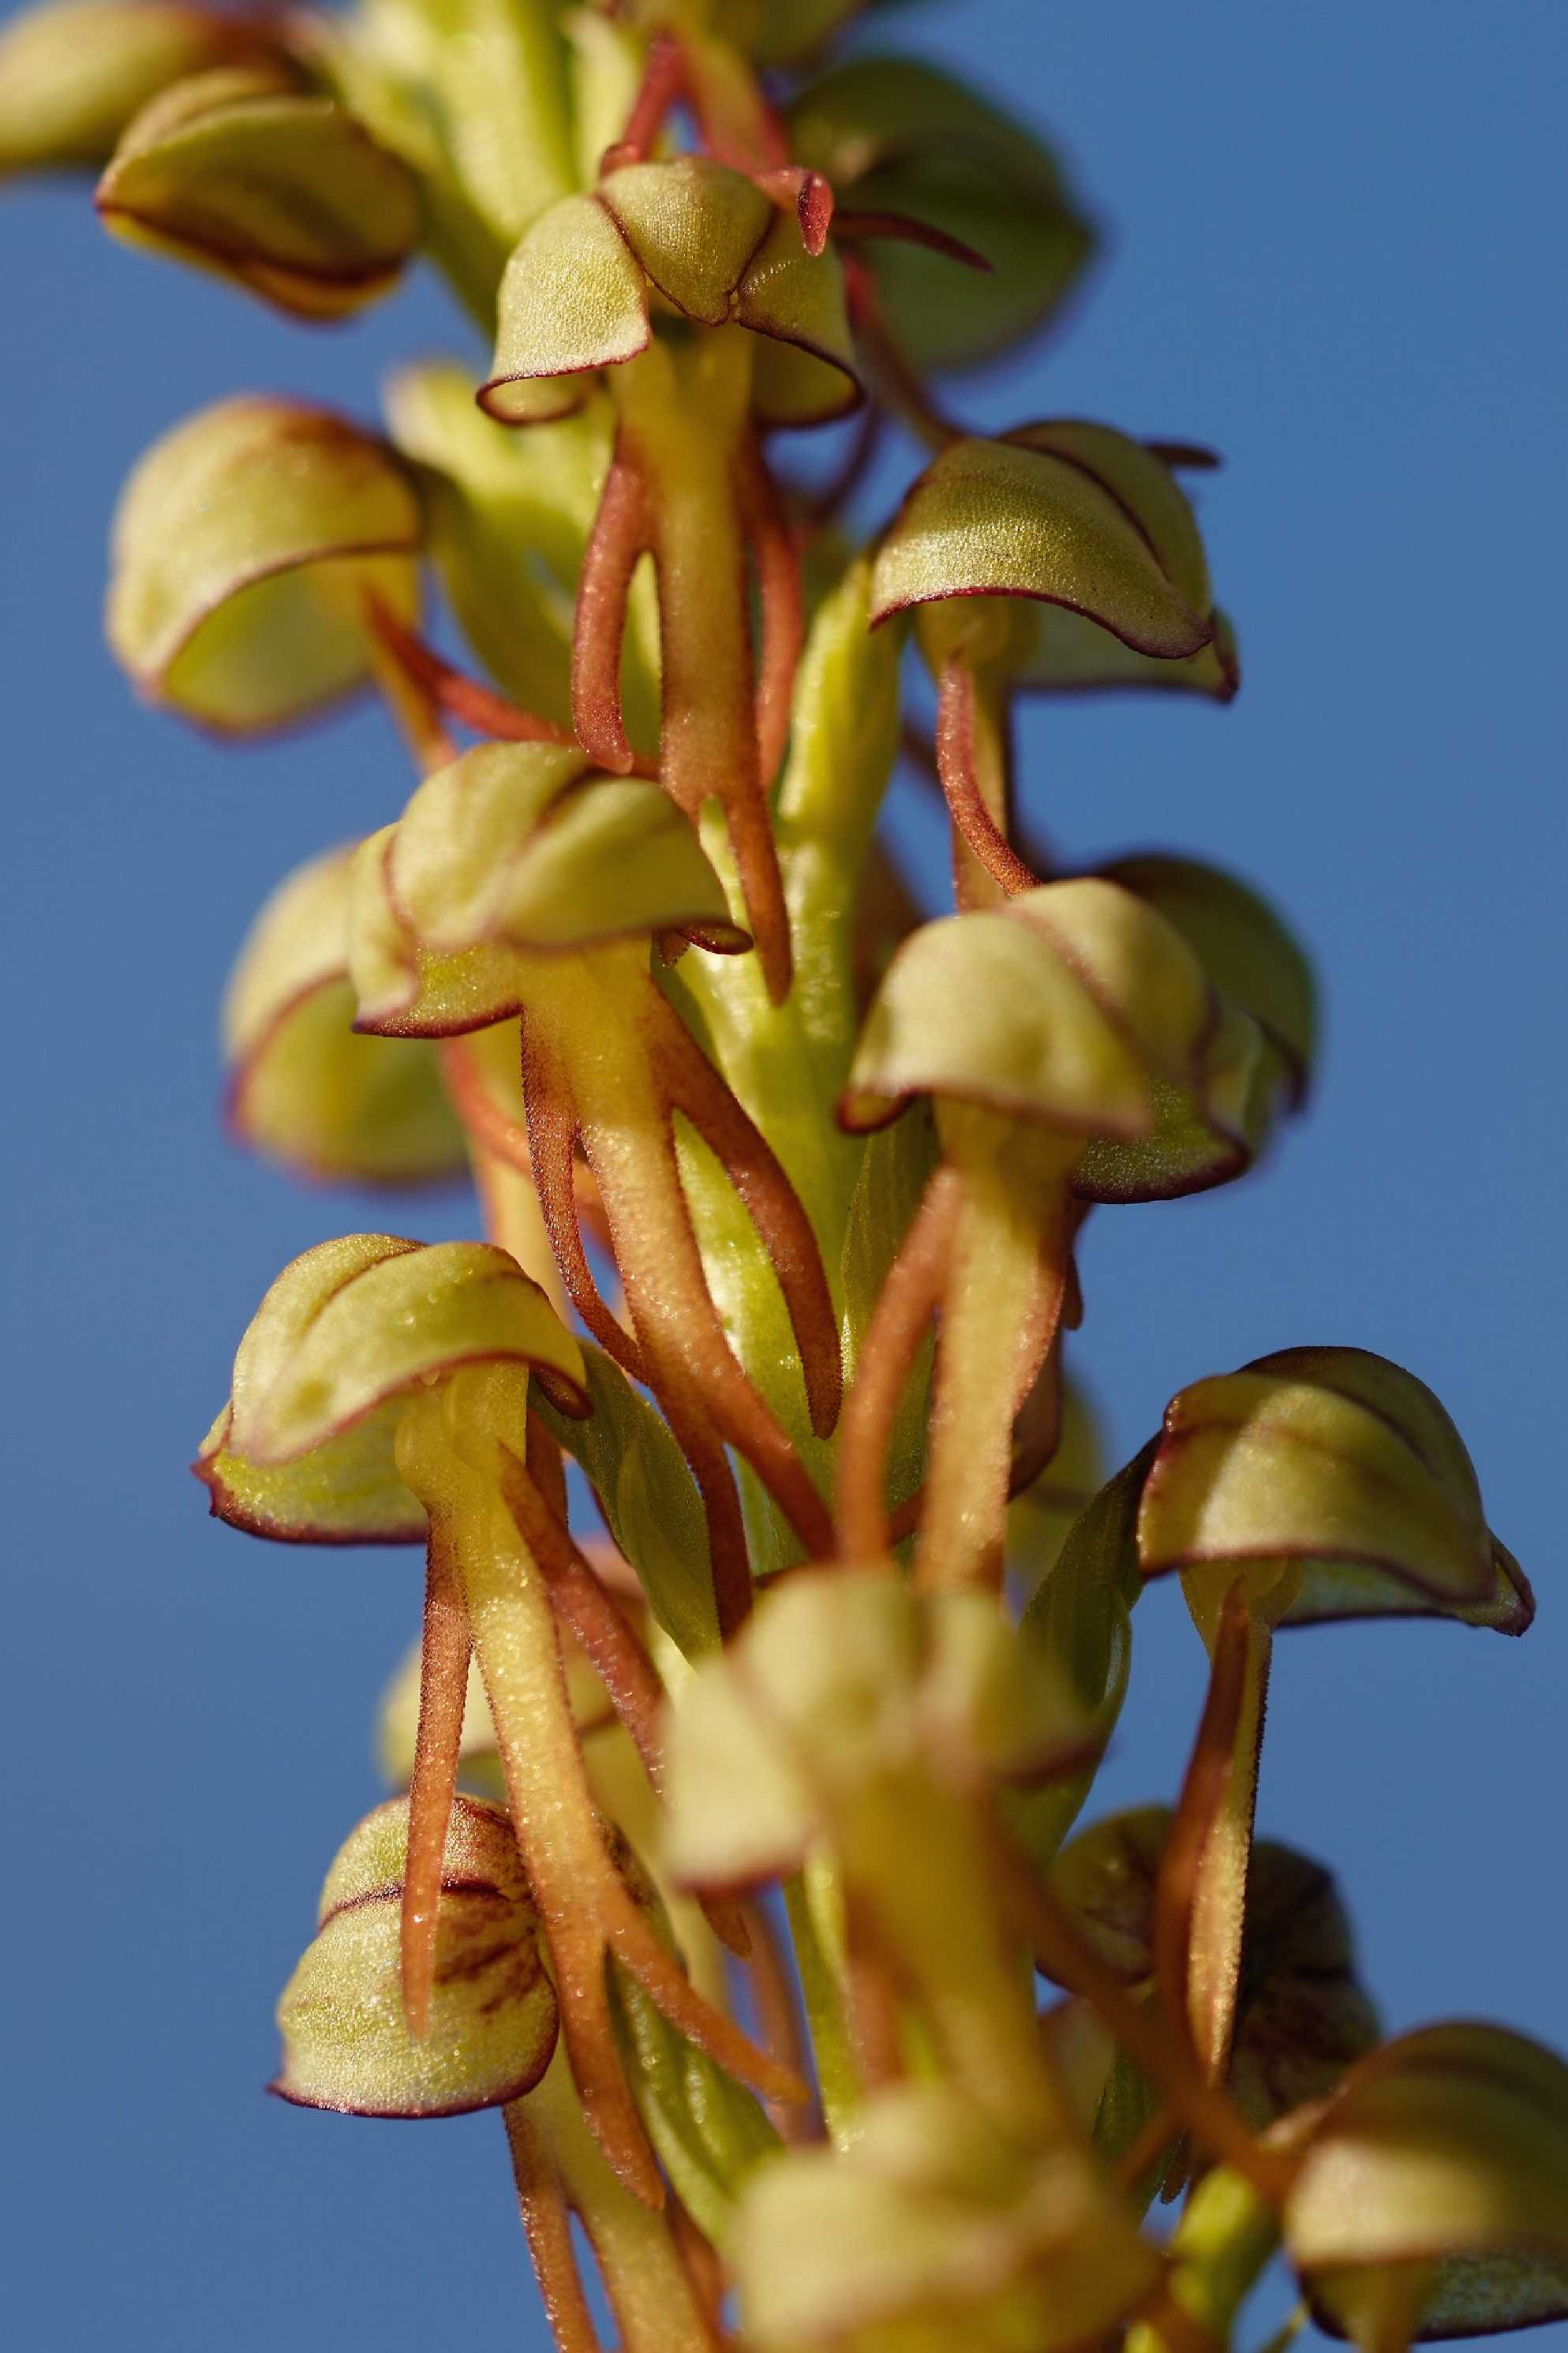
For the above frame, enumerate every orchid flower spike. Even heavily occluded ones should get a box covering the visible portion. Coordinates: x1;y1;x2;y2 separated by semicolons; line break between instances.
16;2;1556;2347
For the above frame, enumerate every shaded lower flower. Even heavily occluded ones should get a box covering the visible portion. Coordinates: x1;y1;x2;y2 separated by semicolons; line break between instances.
734;2081;1160;2353
1281;2022;1568;2347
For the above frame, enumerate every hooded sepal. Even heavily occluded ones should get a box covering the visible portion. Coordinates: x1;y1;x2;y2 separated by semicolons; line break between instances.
481;159;859;427
107;397;421;734
841;878;1263;1202
870;436;1214;663
196;1234;587;1541
348;748;748;1038
1140;1347;1531;1633
95;65;421;317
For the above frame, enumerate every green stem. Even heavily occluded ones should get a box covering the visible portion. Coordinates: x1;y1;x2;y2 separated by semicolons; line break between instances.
1162;1569;1299;2082
507;2051;720;2353
842;1774;1069;2144
915;1106;1079;1591
1126;2167;1281;2353
936;649;1035;909
783;1865;860;2147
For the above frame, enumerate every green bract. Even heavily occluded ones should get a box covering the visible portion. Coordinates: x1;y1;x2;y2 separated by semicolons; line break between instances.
383;358;624;727
106;397;422;732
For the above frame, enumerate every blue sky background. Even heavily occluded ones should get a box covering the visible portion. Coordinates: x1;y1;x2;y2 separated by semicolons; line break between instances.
2;2;1565;2346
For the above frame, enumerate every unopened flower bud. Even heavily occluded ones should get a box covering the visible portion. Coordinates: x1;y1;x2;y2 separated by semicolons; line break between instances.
0;0;277;176
223;844;467;1187
274;1793;558;2116
789;54;1095;373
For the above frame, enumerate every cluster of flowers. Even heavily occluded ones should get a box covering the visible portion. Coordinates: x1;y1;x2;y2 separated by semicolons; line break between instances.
7;3;1564;2348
